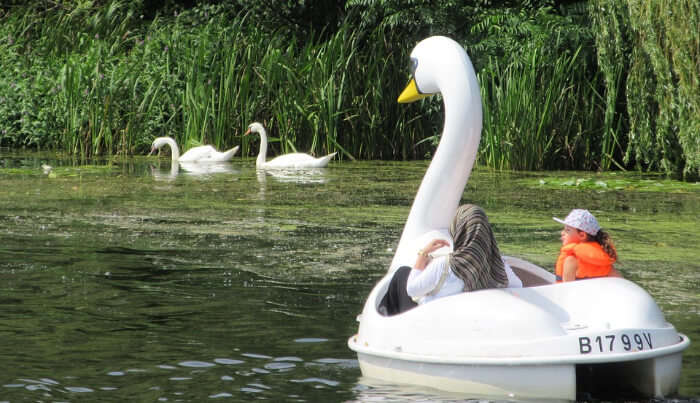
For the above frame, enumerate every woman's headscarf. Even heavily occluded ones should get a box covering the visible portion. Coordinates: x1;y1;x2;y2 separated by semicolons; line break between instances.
448;204;508;291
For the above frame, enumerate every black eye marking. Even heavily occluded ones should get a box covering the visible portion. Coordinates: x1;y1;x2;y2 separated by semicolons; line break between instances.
410;57;418;75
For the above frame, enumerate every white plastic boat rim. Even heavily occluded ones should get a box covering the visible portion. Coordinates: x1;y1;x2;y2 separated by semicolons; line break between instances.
348;332;689;366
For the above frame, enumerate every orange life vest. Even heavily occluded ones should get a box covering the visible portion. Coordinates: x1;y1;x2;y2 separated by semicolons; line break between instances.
555;242;615;282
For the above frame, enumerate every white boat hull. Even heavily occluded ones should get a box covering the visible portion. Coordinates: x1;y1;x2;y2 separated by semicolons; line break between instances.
351;337;688;400
348;258;690;400
356;352;576;400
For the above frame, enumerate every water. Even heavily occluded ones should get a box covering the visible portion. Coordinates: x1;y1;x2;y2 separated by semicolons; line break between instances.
1;152;698;402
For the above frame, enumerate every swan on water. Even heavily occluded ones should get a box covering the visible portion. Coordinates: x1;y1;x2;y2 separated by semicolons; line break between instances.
149;137;239;163
244;122;337;169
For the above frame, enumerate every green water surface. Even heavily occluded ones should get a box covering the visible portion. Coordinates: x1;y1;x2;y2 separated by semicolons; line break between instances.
0;152;698;401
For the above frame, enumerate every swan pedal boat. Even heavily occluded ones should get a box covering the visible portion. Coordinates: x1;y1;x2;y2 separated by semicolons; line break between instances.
347;36;689;401
348;257;690;400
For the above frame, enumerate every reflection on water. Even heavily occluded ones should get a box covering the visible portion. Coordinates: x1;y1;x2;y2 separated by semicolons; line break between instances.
255;167;330;205
256;167;330;184
0;153;698;402
350;377;570;403
150;160;239;181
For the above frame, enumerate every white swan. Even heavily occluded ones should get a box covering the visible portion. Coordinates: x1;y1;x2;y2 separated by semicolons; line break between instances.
245;122;337;169
390;35;483;271
149;137;239;163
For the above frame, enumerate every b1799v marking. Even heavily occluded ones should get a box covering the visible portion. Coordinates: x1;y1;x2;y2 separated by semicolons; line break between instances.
579;332;653;354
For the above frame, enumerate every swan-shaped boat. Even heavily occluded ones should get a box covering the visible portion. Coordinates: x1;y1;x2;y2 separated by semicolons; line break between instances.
149;136;239;163
347;36;690;400
245;122;336;168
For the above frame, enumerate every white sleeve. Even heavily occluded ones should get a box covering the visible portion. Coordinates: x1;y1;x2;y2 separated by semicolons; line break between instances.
406;256;449;298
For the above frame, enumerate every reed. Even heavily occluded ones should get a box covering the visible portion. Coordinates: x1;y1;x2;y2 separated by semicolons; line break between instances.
589;0;699;179
1;3;428;160
479;46;604;171
1;1;697;178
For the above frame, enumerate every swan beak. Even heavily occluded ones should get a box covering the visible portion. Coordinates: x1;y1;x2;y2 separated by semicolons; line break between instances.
244;128;251;136
148;146;156;156
398;78;431;103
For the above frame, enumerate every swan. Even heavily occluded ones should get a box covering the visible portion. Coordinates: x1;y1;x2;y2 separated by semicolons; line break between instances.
149;137;239;163
244;122;337;169
389;35;483;271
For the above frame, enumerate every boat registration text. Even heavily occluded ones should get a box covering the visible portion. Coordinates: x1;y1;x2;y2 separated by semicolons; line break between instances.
579;332;653;354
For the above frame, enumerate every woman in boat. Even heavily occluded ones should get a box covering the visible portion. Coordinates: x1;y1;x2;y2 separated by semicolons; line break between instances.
380;204;522;315
553;209;621;282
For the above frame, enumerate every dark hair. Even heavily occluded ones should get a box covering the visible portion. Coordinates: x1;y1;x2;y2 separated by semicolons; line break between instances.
589;229;617;261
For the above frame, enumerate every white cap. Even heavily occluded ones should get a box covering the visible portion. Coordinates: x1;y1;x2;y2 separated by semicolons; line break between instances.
553;209;601;236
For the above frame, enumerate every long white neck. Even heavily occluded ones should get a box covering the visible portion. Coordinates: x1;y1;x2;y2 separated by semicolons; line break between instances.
389;59;483;271
162;137;181;161
255;128;269;168
169;160;179;177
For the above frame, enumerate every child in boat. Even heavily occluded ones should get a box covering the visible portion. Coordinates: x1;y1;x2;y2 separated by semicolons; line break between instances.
553;209;621;282
379;204;522;315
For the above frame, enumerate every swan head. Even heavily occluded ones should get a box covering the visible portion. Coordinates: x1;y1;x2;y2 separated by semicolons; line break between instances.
245;122;266;137
398;36;470;103
149;137;171;155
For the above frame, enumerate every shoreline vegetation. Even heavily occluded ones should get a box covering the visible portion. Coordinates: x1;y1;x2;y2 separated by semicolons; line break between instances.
0;1;697;180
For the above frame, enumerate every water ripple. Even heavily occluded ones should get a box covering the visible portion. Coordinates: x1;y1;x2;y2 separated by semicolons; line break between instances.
214;358;244;365
264;362;296;370
65;386;94;393
239;352;271;359
179;360;216;368
294;337;328;343
209;392;233;398
274;356;303;362
291;377;340;387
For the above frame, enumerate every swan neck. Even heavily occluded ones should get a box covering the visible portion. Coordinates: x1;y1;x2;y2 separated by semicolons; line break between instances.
390;65;482;271
170;161;179;177
164;137;180;161
256;129;268;167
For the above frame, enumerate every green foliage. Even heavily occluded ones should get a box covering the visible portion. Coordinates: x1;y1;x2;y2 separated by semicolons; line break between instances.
589;0;628;171
0;20;60;149
469;2;592;69
231;0;346;40
346;0;468;38
590;0;700;179
535;175;699;193
0;0;697;178
473;2;607;170
479;45;605;171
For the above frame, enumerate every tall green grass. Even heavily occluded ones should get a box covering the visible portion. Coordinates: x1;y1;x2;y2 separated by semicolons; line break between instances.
0;3;479;162
590;0;700;179
479;46;605;171
1;1;697;178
